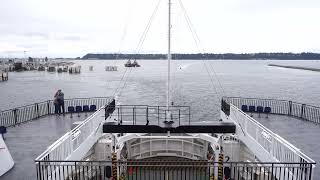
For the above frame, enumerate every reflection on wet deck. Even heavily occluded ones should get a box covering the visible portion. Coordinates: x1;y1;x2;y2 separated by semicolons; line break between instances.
0;112;319;180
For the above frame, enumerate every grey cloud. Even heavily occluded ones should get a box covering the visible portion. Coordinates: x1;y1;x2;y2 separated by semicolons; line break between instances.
57;35;83;41
24;32;49;39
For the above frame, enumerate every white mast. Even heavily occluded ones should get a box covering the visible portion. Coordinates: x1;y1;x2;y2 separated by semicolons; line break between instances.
167;0;172;110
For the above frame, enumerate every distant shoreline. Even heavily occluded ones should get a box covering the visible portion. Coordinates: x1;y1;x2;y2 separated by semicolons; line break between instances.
82;53;320;60
268;64;320;72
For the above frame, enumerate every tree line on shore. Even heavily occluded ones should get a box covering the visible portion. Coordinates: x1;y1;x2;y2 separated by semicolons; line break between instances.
82;52;320;60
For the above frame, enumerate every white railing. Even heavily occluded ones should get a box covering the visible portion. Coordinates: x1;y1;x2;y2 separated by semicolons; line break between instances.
230;104;315;164
35;105;107;161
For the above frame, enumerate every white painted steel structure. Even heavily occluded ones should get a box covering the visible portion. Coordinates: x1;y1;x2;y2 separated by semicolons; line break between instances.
0;135;14;176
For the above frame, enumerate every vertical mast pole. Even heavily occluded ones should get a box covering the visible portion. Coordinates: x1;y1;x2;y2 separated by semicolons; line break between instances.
167;0;172;110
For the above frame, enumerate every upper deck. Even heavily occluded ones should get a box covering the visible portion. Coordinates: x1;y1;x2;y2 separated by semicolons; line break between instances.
0;97;318;179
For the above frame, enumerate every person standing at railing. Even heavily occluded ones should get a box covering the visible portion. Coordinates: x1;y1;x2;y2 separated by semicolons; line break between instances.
53;91;60;114
56;89;65;115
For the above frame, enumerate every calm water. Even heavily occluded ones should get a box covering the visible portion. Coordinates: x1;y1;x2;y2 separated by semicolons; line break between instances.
1;59;320;178
1;60;320;120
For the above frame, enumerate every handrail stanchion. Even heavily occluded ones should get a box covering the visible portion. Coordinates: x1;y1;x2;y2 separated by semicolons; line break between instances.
188;107;191;125
179;109;181;126
13;109;18;126
288;101;292;116
146;107;149;124
301;104;306;118
120;106;123;124
47;100;51;115
35;103;40;118
158;106;160;125
118;107;120;123
132;106;134;125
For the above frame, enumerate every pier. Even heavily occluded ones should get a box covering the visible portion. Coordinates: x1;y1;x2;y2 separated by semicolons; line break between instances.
268;64;320;72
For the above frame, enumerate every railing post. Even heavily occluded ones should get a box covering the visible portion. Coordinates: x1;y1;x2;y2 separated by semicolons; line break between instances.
188;107;191;125
13;109;18;126
118;107;120;123
301;104;306;119
288;101;292;116
309;164;313;180
146;107;149;123
133;106;135;125
165;110;167;122
120;106;123;123
271;163;274;178
178;109;181;126
47;100;51;115
158;106;160;125
35;103;40;118
37;161;42;180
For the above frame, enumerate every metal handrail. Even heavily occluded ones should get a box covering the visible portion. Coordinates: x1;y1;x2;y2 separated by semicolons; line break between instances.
35;105;108;161
35;160;315;180
0;97;113;127
223;96;320;124
230;104;315;164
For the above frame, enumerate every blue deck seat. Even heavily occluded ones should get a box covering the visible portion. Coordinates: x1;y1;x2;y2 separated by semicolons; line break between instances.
83;105;90;112
241;105;248;112
75;106;82;112
0;126;7;138
264;107;271;113
249;106;256;112
67;106;75;118
257;106;264;113
68;106;75;113
0;126;7;135
76;106;82;117
90;105;97;112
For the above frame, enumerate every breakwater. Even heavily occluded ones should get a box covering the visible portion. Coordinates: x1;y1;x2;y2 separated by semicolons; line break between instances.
268;64;320;72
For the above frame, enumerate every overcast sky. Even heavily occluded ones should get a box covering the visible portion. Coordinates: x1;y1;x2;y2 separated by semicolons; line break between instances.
1;0;320;57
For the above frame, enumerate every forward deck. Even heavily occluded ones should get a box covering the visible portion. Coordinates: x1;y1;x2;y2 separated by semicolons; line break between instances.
0;97;319;179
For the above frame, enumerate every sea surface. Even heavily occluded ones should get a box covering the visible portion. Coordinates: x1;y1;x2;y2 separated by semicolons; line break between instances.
1;59;320;178
1;60;320;119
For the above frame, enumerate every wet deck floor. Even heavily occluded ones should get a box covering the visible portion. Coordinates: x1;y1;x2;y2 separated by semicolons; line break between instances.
0;113;319;180
252;113;320;178
1;113;93;180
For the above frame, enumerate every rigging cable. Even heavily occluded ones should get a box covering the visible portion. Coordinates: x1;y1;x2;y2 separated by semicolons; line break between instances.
178;0;226;99
114;0;133;66
115;0;163;98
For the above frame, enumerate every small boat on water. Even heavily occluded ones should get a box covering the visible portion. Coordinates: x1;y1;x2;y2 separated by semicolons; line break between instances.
132;59;140;67
125;59;140;67
124;59;132;67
